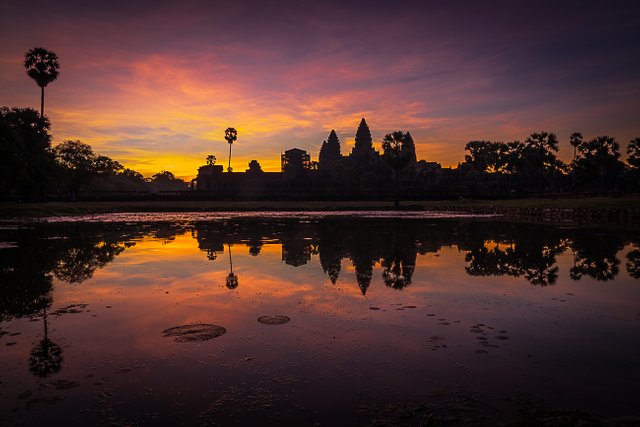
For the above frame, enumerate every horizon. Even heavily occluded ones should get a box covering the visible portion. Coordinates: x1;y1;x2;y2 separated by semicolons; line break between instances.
1;1;640;180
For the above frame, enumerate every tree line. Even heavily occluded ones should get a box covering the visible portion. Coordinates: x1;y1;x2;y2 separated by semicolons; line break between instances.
0;107;187;201
458;131;640;195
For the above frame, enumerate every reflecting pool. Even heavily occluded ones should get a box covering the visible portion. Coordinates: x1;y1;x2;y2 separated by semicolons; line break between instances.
1;216;639;425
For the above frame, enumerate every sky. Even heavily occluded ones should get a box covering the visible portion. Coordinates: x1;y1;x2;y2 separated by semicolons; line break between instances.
1;0;639;179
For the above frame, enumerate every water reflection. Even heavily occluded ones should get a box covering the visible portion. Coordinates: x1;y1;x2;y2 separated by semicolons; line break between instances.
28;308;62;378
226;243;239;289
628;242;640;279
1;220;638;322
569;232;623;281
1;218;639;424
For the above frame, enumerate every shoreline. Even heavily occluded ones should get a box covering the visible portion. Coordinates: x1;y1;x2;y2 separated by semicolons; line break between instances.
1;196;639;224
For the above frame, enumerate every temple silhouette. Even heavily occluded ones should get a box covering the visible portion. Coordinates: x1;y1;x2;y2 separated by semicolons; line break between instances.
194;118;443;199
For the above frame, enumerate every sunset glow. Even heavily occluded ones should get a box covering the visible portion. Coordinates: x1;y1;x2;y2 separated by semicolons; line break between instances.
1;1;639;178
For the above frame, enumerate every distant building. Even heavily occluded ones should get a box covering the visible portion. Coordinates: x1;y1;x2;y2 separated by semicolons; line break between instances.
195;164;223;190
281;148;310;177
246;159;263;175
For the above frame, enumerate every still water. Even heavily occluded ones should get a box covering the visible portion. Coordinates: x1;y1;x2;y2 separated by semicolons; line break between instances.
1;214;639;425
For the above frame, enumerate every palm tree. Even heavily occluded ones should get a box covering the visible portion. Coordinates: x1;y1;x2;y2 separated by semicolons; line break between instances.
569;132;583;161
569;132;583;187
224;127;238;172
24;47;60;118
382;131;412;207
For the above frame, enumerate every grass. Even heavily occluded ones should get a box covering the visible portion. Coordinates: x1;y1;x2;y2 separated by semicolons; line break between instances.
0;196;638;219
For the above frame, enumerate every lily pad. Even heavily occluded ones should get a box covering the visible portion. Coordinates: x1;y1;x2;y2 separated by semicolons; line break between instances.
257;315;290;325
162;324;226;342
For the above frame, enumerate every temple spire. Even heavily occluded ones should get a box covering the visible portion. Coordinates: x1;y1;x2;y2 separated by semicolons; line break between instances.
351;118;377;165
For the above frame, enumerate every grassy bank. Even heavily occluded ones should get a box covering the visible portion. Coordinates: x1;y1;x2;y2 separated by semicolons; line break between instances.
0;196;638;219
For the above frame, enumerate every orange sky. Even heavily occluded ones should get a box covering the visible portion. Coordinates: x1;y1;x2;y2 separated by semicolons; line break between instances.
1;1;639;179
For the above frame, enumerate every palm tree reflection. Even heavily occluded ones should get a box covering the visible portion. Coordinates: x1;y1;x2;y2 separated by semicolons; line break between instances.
226;243;238;289
29;307;63;378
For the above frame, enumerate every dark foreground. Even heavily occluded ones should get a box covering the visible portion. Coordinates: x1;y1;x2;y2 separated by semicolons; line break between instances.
1;215;639;425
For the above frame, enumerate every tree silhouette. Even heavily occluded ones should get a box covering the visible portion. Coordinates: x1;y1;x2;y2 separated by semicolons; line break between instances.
24;47;60;118
150;170;188;191
572;136;624;189
524;131;561;195
382;131;413;207
627;247;640;279
627;137;640;169
54;140;97;201
247;159;263;174
464;141;499;173
224;127;238;172
206;154;217;166
569;232;622;281
569;132;582;161
29;308;63;378
0;107;56;200
569;132;583;187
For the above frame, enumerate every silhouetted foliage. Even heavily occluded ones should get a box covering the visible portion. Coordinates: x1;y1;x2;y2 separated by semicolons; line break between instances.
0;107;57;200
569;132;582;161
572;136;624;189
0;231;54;320
226;244;238;289
54;140;98;200
382;131;414;206
465;141;500;173
29;336;63;378
224;127;238;172
150;170;188;191
569;231;623;281
524;131;564;194
53;240;127;284
0;224;142;322
247;159;263;174
24;47;60;117
627;246;640;279
627;137;640;169
463;224;566;286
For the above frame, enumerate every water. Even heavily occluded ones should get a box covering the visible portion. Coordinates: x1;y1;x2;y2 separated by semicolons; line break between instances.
1;215;639;425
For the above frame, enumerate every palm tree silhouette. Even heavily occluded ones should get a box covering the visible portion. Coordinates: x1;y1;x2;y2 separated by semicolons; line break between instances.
224;127;238;172
382;131;412;207
24;47;60;118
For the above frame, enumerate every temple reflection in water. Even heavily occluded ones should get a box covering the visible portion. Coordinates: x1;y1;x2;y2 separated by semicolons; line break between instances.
2;219;639;325
1;217;640;425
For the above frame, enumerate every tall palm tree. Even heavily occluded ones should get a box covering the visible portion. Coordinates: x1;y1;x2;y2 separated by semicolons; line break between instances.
382;131;412;207
569;132;582;161
24;47;60;118
224;127;238;172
